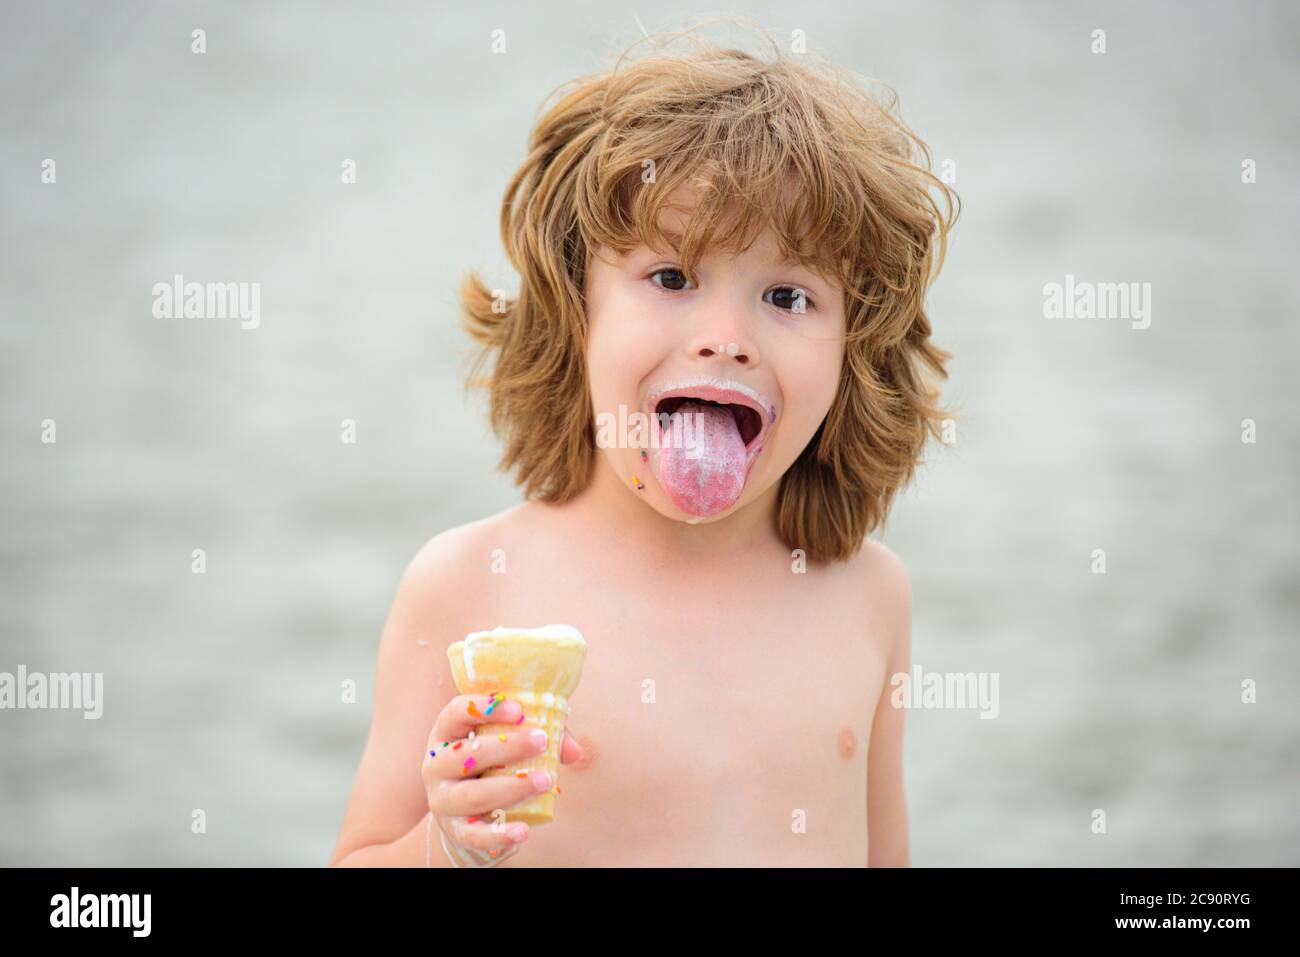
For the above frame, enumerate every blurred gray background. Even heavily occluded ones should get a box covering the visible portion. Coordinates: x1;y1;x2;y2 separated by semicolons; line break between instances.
1;0;1296;866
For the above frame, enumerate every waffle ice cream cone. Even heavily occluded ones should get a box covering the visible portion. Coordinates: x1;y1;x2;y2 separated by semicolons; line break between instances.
446;625;587;825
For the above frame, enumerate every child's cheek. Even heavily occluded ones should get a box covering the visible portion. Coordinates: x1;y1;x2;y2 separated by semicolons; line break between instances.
586;287;666;388
585;294;656;426
774;337;844;440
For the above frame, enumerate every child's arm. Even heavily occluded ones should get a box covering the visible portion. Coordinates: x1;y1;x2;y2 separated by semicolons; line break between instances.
866;545;912;867
330;535;459;867
329;530;583;867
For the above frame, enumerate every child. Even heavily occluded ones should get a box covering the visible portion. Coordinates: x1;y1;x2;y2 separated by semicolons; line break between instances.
330;27;957;867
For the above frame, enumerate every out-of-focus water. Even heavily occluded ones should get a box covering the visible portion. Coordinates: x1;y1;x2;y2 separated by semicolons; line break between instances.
1;1;1297;865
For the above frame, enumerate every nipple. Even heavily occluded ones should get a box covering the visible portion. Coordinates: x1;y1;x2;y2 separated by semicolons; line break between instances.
837;727;857;759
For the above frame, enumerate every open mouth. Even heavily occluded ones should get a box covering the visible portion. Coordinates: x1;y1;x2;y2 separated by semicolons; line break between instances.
641;378;777;517
653;396;764;449
644;378;777;463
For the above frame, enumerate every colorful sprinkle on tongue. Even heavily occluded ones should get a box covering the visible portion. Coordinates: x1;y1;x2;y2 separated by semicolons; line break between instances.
656;400;748;517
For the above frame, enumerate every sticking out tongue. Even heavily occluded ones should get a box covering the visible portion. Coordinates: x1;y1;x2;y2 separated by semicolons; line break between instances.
656;400;748;517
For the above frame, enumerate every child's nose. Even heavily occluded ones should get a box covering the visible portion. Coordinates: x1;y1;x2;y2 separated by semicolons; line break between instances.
690;335;757;366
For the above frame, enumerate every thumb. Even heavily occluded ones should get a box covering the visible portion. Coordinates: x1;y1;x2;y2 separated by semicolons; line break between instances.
559;730;584;765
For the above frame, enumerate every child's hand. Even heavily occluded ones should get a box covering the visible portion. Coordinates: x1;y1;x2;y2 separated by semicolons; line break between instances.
423;694;582;866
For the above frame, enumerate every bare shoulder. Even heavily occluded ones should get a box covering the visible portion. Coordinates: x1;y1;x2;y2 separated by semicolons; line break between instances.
856;538;911;603
849;538;912;666
400;504;529;593
374;504;535;670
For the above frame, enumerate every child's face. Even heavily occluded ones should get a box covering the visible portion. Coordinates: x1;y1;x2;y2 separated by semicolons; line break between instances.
584;199;846;524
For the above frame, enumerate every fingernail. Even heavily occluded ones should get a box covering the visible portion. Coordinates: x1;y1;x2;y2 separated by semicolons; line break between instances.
531;769;553;791
506;824;528;843
503;701;523;718
530;729;548;751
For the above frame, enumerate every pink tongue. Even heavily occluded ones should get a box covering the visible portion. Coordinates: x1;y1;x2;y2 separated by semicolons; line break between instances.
656;401;748;517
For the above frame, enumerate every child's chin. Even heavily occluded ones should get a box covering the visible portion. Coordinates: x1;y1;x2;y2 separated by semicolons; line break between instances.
681;513;716;525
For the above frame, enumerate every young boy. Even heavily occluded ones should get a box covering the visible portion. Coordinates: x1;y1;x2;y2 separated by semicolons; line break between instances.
330;30;957;867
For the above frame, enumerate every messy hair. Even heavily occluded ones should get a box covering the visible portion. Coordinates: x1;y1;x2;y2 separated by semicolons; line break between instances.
459;23;960;564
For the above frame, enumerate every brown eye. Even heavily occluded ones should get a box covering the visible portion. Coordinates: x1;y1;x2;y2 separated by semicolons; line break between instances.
649;268;693;292
765;286;813;313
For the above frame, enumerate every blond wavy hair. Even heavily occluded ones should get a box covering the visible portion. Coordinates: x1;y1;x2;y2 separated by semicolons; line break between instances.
460;24;960;564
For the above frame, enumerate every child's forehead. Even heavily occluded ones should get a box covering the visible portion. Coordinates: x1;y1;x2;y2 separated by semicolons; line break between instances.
625;196;833;270
593;171;847;286
646;180;796;238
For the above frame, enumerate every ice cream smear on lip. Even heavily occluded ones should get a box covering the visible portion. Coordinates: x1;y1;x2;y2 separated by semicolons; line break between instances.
656;400;750;517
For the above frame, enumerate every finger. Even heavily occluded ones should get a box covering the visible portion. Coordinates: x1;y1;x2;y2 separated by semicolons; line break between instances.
428;766;556;819
424;725;551;783
559;731;583;765
446;815;531;852
429;693;523;747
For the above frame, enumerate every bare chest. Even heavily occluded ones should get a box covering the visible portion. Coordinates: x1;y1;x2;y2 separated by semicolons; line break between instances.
469;552;887;865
